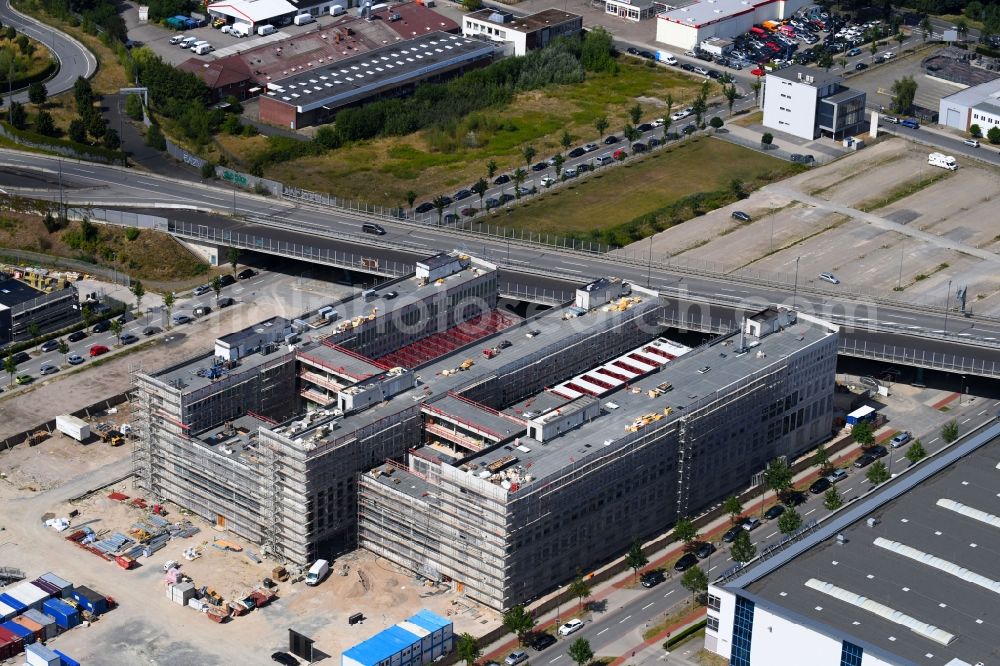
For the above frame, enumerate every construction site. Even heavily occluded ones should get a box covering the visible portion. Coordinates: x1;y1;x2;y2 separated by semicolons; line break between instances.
130;251;840;610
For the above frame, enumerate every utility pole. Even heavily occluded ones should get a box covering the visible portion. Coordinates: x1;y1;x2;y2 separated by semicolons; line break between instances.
792;256;800;309
897;246;903;290
943;279;952;333
646;235;653;288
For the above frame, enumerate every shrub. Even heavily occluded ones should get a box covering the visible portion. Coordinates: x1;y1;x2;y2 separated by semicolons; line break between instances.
146;123;166;150
124;227;141;241
988;126;1000;144
200;161;216;179
970;123;982;138
125;93;144;121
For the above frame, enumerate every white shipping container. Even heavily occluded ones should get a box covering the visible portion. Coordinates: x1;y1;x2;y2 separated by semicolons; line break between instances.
0;600;16;621
56;414;90;442
8;581;50;610
25;642;61;666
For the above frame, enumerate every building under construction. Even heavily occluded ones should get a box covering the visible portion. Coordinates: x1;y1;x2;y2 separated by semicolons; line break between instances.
132;252;839;609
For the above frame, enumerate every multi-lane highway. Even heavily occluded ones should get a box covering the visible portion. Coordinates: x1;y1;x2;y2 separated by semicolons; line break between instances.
0;0;96;103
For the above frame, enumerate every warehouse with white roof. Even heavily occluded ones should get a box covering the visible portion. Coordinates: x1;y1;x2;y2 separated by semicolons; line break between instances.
656;0;810;49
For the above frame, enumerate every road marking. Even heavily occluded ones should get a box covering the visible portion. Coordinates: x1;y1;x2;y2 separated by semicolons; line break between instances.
619;615;632;623
561;261;589;267
664;590;674;598
979;410;988;416
844;486;854;493
805;508;816;516
550;657;562;663
895;457;906;463
641;603;654;610
962;418;972;424
411;235;438;241
597;628;609;636
765;531;777;538
930;438;939;444
708;565;717;572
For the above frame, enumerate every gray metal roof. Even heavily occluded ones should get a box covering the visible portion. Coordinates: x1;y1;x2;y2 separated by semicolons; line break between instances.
218;316;291;347
941;78;1000;108
768;65;841;89
153;348;292;393
822;87;865;104
427;393;523;441
972;99;1000;116
736;422;1000;665
0;277;45;307
265;32;495;113
660;0;782;27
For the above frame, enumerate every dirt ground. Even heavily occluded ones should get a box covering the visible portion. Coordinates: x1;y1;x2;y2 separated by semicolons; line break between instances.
0;430;131;500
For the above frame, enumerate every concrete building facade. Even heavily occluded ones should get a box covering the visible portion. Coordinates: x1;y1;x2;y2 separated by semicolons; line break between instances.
938;78;1000;132
462;9;582;56
0;275;80;346
763;65;866;140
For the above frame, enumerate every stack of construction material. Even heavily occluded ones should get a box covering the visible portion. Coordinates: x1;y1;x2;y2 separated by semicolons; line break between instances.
170;582;196;606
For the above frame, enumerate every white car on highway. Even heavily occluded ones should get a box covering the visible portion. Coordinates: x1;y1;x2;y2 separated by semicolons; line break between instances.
557;619;584;636
671;107;693;121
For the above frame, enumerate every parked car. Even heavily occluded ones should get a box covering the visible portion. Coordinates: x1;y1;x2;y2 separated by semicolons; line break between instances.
632;142;647;153
172;313;192;325
603;135;620;145
120;333;139;345
722;525;743;543
695;542;716;559
39;362;59;375
493;174;511;185
809;477;832;494
271;653;298;666
640;570;665;588
568;147;586;158
15;373;32;385
193;284;212;296
540;175;556;187
11;351;30;365
819;272;840;284
505;651;529;666
453;189;472;201
900;119;920;129
531;162;548;172
415;202;435;213
826;469;848;484
528;632;557;650
92;320;111;333
484;196;500;208
964;138;980;148
218;297;235;308
237;268;257;279
67;353;85;365
583;142;599;152
68;330;87;342
558;619;585;636
882;115;899;124
790;153;815;163
731;211;751;222
219;274;236;287
143;326;161;336
870;445;889;459
674;552;699;572
682;124;697;135
890;432;912;448
763;505;785;520
40;340;60;353
847;47;861;56
636;123;653;132
742;517;762;532
854;453;876;468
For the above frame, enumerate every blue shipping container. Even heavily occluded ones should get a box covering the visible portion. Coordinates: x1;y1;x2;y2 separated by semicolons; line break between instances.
42;598;79;629
0;594;25;612
1;620;34;644
55;649;81;666
70;586;107;615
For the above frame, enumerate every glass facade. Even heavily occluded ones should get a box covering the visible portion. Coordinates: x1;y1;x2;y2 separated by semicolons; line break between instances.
840;641;864;666
730;595;755;666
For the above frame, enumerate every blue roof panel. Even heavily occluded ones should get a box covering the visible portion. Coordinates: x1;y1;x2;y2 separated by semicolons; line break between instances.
344;625;421;666
407;610;450;634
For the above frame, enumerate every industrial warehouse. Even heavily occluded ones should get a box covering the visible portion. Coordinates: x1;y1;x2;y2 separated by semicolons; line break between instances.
133;252;838;609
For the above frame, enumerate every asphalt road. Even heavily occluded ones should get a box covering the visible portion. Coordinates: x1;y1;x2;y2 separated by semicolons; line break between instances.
510;397;1000;664
0;0;97;103
3;151;1000;359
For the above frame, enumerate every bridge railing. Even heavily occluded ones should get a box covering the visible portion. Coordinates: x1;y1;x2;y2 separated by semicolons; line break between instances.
839;338;1000;377
498;283;571;306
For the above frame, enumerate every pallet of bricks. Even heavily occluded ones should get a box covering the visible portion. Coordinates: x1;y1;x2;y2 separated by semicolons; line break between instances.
0;571;102;664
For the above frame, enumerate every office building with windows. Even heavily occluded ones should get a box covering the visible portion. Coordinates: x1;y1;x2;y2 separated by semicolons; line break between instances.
763;65;867;140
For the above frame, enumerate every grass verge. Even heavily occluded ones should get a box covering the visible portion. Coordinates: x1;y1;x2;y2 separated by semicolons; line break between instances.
857;171;952;212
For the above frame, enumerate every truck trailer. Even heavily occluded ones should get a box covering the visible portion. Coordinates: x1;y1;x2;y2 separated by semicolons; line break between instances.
55;415;90;442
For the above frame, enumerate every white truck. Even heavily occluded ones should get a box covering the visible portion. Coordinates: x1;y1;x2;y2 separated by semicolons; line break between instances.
928;152;957;171
305;559;330;585
194;43;214;55
56;414;90;442
293;13;315;25
257;23;276;35
230;22;250;37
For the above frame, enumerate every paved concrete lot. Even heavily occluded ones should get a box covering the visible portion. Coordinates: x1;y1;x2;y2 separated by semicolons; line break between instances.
846;47;967;113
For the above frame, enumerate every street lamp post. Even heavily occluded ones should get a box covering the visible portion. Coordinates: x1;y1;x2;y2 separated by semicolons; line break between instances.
646;235;653;288
944;279;952;333
793;257;800;309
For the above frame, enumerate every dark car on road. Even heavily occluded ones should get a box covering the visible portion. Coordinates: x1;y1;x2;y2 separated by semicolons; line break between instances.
681;62;696;71
809;477;832;494
143;326;161;336
415;202;435;214
531;162;548;172
568;147;586;158
870;445;889;458
237;268;257;279
68;330;87;342
764;505;785;521
731;211;751;222
682;123;697;135
626;47;639;55
527;632;557;651
220;274;236;287
855;62;868;70
218;297;235;308
722;525;743;543
493;174;511;185
453;189;472;201
640;50;656;60
695;542;716;559
40;340;60;353
603;135;619;145
854;453;876;468
92;320;111;333
674;552;699;572
637;123;653;132
498;193;516;204
640;570;665;588
120;333;139;345
12;351;30;365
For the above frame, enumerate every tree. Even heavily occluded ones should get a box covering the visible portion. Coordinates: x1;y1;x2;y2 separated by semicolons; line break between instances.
777;507;802;534
569;572;592;610
560;130;572;152
625;540;648;580
730;529;756;564
552;154;565;180
74;76;94;114
989;127;1000;145
723;83;738;115
970;124;983;138
163;292;175;329
125;93;144;121
956;18;968;43
729;178;745;200
594;115;608;140
681;565;708;600
905;439;927;464
890;75;918;115
405;190;417;210
4;354;16;388
456;633;481;666
68;118;88;144
471;178;488;211
227;247;240;275
851;419;875;448
131;280;145;317
487;159;498;181
764;457;792;496
8;101;26;130
895;32;906;49
941;419;959;444
110;318;123;345
34;110;56;137
692;96;707;126
28;323;41;347
512;168;527;199
709;116;723;130
57;338;69;355
433;195;449;225
761;132;773;147
27;81;47;107
661;116;672;140
462;0;482;10
920;16;932;42
621;124;637;143
866;460;890;485
86;112;107;141
673;516;699;545
102;129;121;152
502;605;535;645
146;123;166;151
628;103;642;126
722;495;743;523
869;34;879;62
824;486;844;511
522;144;537;168
568;638;593;666
211;275;223;302
839;57;848;71
818;50;834;71
812;444;831;471
665;93;674;120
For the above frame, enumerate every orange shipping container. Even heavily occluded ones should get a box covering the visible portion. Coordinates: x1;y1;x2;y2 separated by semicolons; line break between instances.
12;616;44;644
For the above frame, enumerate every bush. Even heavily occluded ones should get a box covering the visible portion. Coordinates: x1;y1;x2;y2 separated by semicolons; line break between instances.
709;116;724;129
970;123;982;138
146;123;167;150
125;93;144;121
200;161;216;179
761;132;774;146
988;126;1000;144
124;227;141;241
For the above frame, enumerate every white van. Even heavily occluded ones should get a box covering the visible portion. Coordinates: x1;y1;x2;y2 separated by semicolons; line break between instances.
293;13;315;25
190;40;208;50
257;23;276;36
230;23;250;37
330;4;345;16
180;36;198;48
194;43;214;55
305;559;330;586
169;34;186;45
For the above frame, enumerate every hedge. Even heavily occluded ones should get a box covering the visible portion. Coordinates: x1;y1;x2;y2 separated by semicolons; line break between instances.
662;619;707;649
0;120;125;163
5;61;59;94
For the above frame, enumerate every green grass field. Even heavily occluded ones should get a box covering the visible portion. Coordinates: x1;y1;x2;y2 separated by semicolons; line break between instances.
476;137;802;245
258;60;704;204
